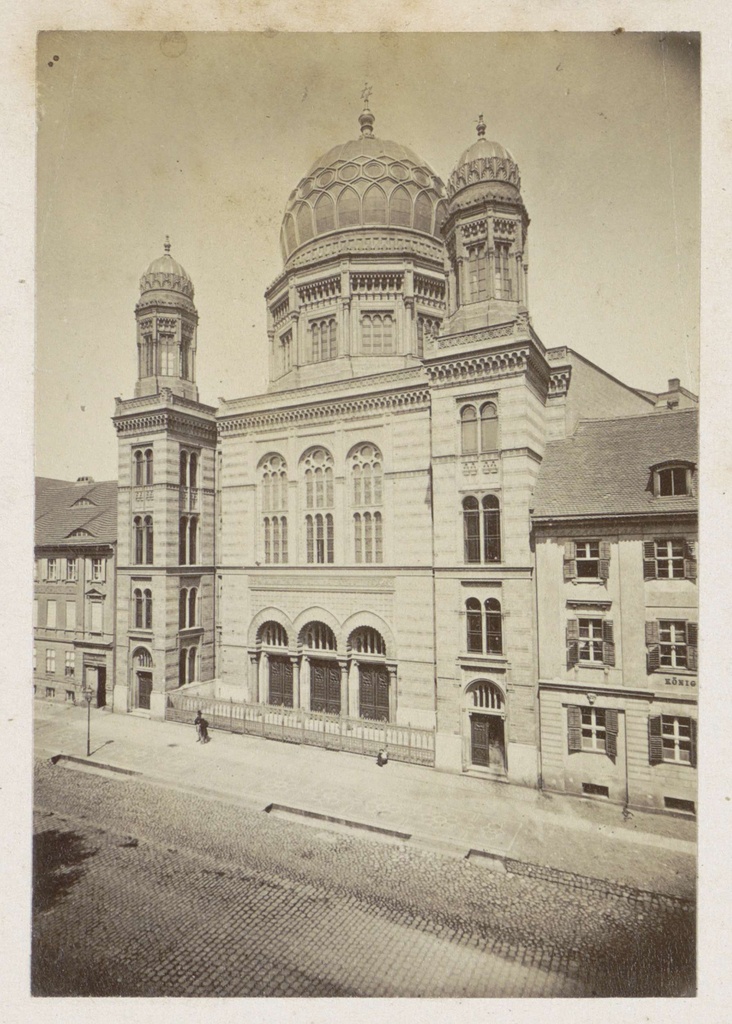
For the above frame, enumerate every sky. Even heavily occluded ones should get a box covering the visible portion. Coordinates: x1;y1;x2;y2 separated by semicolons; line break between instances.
35;31;700;482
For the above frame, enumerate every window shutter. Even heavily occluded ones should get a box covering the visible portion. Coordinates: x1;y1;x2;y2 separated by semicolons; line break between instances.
567;705;582;753
605;709;619;759
598;541;611;581
566;619;579;669
643;541;657;580
684;540;697;582
648;715;664;765
602;619;616;666
689;718;697;769
563;541;577;581
645;621;660;673
686;622;698;672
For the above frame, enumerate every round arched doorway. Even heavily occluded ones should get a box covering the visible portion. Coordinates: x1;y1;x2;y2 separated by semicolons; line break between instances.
348;626;391;721
465;679;506;773
132;647;153;711
257;620;292;707
300;621;340;714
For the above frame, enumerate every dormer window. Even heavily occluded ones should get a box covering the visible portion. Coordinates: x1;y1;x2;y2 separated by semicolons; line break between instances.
652;462;694;498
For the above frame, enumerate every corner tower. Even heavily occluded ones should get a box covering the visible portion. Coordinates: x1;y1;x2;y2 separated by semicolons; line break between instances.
113;241;217;719
135;238;199;402
442;115;529;335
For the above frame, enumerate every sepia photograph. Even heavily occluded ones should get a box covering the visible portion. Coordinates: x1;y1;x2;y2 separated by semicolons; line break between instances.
30;30;700;1000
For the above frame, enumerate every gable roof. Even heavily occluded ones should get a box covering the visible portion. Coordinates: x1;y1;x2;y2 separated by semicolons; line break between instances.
531;408;698;519
35;477;118;548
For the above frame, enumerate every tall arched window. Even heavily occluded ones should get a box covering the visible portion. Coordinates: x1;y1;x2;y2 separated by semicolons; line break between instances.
179;588;188;629
133;588;152;629
189;452;198;489
337;187;360;228
188;647;197;683
352;444;384;563
310;318;337;362
188;517;197;564
463;495;501;563
466;598;483;652
303;448;334;564
261;455;288;565
389;185;412;227
144;449;153;485
179;517;187;564
468;245;487;301
363;184;386;225
413;191;433;233
466;598;503;654
480;404;499;452
461;406;478;454
314;192;336;233
188;587;197;627
180;451;188;487
143;516;154;564
361;313;395;355
134;450;144;486
134;516;144;564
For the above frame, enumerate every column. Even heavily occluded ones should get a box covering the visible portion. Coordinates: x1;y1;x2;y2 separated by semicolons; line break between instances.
348;660;360;718
300;655;311;711
259;651;269;704
457;257;467;306
487;249;495;300
248;652;259;703
339;659;349;719
388;664;398;723
515;253;524;305
340;298;351;356
290;656;300;709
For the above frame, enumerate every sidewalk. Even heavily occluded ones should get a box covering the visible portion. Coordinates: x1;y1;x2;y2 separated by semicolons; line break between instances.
33;701;696;899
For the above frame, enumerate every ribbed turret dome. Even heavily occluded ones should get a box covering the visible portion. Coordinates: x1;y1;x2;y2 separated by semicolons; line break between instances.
139;238;194;300
280;106;447;263
447;116;521;202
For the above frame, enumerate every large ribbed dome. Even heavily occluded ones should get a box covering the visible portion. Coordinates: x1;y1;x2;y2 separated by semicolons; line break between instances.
140;239;194;300
280;107;447;263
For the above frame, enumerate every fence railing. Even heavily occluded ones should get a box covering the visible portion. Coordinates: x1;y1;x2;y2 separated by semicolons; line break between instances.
165;691;435;766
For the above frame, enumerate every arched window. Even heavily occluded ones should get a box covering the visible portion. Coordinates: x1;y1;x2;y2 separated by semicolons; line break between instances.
463;495;501;564
180;450;188;487
144;449;153;485
416;315;440;356
306;513;334;564
351;444;384;563
363;184;386;225
350;626;387;656
258;621;288;647
188;517;197;564
480;404;499;452
179;649;186;687
466;598;483;652
295;202;314;243
189;452;198;490
414;191;433;233
337;187;360;228
134;450;144;486
261;455;288;565
361;313;395;355
133;588;144;629
314;192;335;233
300;621;337;651
468;679;504;711
466;598;503;654
179;588;187;629
134;516;144;564
283;213;296;254
188;647;197;684
143;588;152;630
494;242;513;299
468;245;487;300
485;598;502;653
461;406;478;455
389;185;412;227
302;449;334;564
482;496;501;562
143;516;154;564
179;516;187;564
188;587;197;628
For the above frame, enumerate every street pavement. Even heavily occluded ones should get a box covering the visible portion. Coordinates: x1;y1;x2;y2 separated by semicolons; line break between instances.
33;700;696;899
33;760;694;997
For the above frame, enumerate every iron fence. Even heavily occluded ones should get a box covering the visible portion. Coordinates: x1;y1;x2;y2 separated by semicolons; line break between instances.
166;691;435;766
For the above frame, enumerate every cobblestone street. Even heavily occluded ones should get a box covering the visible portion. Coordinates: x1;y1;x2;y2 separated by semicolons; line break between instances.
33;760;694;997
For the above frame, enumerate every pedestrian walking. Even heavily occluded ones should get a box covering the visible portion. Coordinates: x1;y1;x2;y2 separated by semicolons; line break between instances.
199;715;210;744
194;710;204;743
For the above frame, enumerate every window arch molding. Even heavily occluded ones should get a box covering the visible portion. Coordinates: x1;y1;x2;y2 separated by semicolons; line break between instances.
292;607;340;651
464;678;506;715
247;608;295;651
342;611;396;662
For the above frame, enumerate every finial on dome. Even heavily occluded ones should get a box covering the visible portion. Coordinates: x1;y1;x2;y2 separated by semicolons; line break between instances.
476;114;486;139
164;235;171;253
359;83;375;138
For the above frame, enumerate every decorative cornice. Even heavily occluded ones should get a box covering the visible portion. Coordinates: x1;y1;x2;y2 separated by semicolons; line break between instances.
278;229;445;279
218;387;430;434
434;321;517;350
114;409;218;442
425;347;530;384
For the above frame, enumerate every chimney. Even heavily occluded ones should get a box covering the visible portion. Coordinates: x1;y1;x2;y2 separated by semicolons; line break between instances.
668;378;680;392
76;475;94;484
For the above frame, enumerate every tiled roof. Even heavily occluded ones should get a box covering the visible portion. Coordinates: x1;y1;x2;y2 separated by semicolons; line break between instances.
35;477;118;548
531;409;698;519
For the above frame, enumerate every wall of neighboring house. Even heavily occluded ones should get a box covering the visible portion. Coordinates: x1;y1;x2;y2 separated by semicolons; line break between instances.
34;547;116;708
535;517;698;814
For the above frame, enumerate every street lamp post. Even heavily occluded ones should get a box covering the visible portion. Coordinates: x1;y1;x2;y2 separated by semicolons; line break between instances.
83;686;94;757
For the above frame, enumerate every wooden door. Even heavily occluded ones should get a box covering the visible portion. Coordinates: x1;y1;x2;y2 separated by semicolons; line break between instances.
138;672;153;711
359;664;390;721
268;656;293;707
310;660;341;714
97;667;107;708
470;714;491;767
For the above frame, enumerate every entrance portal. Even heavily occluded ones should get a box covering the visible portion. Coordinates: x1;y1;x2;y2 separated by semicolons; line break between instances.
359;664;389;721
310;659;340;714
470;713;505;769
268;655;293;707
97;667;107;708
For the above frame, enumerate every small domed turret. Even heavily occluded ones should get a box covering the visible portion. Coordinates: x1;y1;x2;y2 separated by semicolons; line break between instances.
446;115;522;203
140;237;194;300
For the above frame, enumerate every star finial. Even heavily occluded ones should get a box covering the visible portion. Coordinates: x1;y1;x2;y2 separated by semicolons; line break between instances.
361;82;373;108
164;235;171;253
358;84;375;138
476;114;486;139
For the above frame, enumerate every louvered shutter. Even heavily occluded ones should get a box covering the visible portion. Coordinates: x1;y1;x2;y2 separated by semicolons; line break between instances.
563;541;577;581
598;541;611;581
643;541;657;580
684;540;697;583
605;709;619;759
686;622;698;672
567;705;582;753
648;715;664;765
566;619;579;668
645;621;660;673
602;619;616;666
689;718;697;769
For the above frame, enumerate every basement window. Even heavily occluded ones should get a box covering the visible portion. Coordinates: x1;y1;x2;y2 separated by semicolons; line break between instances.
664;796;695;815
582;782;609;798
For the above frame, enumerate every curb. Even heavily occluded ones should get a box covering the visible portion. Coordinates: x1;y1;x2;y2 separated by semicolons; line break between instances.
264;802;412;841
50;754;142;777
